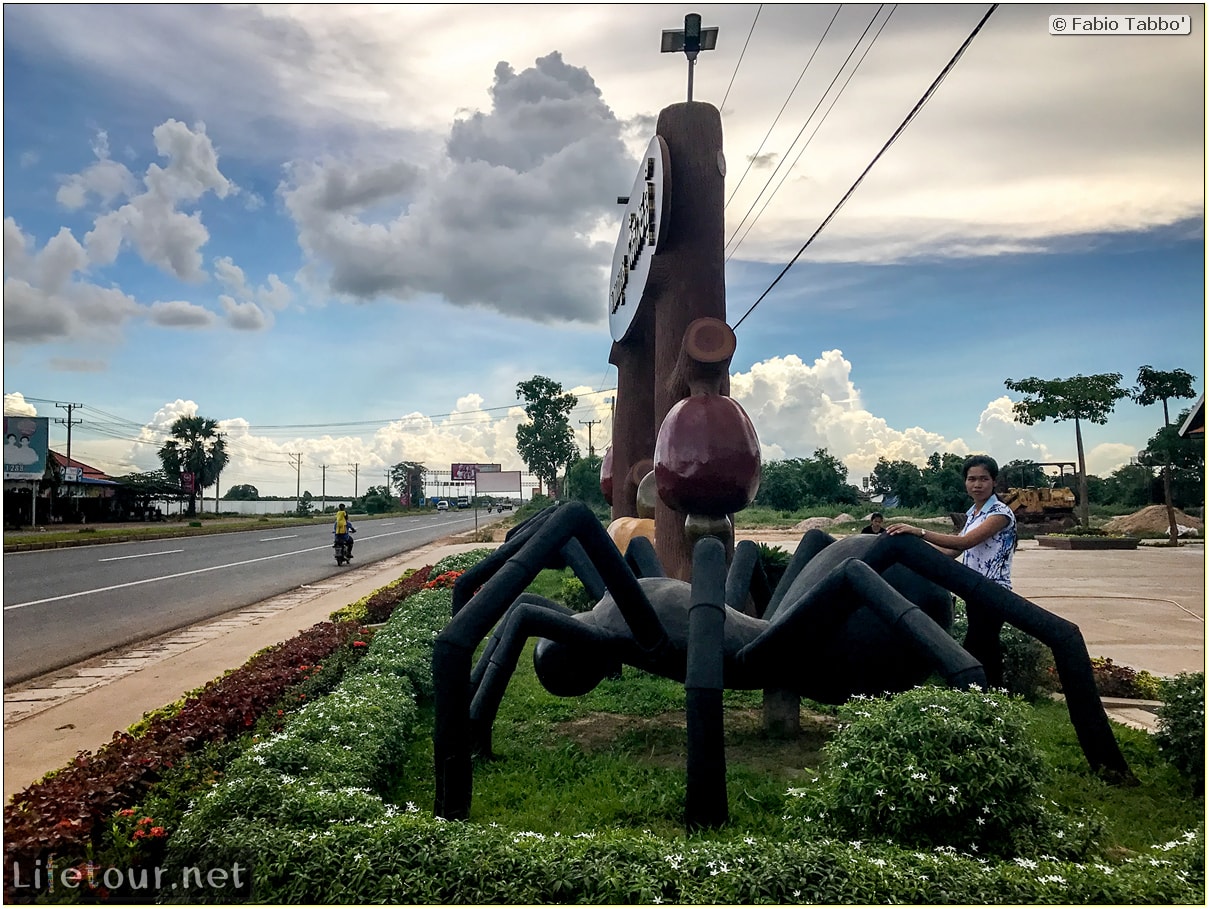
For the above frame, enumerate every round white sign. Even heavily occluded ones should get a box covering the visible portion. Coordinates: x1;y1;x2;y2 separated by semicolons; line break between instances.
608;136;669;342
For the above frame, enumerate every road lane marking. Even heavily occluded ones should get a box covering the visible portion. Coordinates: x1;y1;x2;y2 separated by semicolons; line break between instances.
3;519;480;611
259;534;299;542
97;550;184;562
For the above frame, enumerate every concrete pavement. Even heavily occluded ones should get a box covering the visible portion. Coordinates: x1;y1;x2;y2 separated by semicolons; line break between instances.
3;534;1204;802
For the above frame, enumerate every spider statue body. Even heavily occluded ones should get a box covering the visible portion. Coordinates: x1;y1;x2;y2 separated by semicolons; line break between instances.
433;502;1133;829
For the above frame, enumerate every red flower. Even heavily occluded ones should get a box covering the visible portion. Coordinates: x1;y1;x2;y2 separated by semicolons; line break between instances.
352;640;368;648
149;826;166;838
117;808;135;817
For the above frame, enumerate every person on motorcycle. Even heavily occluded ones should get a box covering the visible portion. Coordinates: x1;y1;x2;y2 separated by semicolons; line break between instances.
333;504;356;557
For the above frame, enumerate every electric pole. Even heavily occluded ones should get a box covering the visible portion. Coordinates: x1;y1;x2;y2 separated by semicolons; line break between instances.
352;463;359;499
580;419;601;458
321;464;327;512
289;453;302;505
54;402;83;469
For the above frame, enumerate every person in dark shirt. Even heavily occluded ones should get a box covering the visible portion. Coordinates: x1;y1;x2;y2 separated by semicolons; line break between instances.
860;512;886;534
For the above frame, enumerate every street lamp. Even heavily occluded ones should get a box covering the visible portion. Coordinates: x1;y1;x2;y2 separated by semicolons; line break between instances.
660;12;718;102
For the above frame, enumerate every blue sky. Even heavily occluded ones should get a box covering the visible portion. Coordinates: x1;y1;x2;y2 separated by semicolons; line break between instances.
2;3;1204;498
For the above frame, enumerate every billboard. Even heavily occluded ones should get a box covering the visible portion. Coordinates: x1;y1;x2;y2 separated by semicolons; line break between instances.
475;470;522;494
3;416;49;481
451;463;478;481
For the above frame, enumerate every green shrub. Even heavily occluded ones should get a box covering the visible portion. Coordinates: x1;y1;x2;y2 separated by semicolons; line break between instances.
787;686;1100;858
1088;657;1166;700
559;576;596;612
432;548;496;574
950;601;1059;701
1155;672;1205;794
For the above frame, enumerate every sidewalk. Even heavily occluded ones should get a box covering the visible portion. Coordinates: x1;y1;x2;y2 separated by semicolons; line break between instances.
3;535;1204;802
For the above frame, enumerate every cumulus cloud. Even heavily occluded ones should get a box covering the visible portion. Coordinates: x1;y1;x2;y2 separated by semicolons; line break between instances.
220;295;272;330
4;120;253;347
280;51;632;323
212;256;293;314
148;300;216;328
3;393;39;417
56;129;137;209
726;351;1058;482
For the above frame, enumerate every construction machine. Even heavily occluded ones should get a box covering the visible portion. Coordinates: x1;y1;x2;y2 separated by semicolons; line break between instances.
949;461;1079;534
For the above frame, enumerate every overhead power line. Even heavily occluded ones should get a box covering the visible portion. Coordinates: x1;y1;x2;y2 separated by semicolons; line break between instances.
727;4;897;261
719;4;763;112
724;3;843;212
732;3;1000;331
725;3;889;258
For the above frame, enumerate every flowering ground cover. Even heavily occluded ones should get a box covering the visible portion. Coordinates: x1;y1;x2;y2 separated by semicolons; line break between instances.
3;550;1202;904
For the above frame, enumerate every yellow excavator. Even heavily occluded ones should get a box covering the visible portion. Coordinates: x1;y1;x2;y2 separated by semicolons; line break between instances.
950;462;1079;534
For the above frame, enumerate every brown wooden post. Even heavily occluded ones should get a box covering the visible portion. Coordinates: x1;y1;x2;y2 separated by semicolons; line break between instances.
607;301;656;519
651;102;727;581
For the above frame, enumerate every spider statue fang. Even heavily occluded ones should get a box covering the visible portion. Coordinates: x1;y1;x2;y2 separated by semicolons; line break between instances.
432;502;1135;830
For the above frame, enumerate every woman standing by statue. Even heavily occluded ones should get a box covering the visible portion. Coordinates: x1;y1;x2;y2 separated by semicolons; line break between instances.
885;455;1016;589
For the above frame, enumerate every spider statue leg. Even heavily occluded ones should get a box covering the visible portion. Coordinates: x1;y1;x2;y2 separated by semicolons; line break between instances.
433;502;671;821
724;539;773;617
737;554;987;691
864;534;1136;782
451;506;606;616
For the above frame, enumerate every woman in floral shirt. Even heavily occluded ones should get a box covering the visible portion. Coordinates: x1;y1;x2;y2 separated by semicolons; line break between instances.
885;455;1017;589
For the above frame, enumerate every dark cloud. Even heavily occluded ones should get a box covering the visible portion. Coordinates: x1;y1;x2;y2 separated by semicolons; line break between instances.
281;51;633;324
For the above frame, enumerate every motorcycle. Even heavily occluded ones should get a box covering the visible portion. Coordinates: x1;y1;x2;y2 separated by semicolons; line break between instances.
333;531;355;566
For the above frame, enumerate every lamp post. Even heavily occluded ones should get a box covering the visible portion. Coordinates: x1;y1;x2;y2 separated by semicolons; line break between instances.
660;12;718;102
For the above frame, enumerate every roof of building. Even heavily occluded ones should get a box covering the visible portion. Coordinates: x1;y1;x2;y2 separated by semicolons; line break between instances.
50;451;110;480
1177;393;1204;438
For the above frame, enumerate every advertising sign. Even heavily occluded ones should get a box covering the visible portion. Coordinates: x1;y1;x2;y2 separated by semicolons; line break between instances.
451;463;478;481
475;470;522;494
3;416;49;480
608;135;670;342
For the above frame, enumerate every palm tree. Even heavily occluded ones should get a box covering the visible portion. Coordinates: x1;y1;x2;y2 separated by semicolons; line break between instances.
157;415;229;516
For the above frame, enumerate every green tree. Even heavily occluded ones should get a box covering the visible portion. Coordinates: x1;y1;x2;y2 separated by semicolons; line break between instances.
754;460;804;511
516;375;578;499
869;457;927;508
355;485;396;515
157;415;230;516
1140;408;1204;511
564;454;608;513
1133;365;1198;544
920;452;968;513
1000;460;1050;490
223;484;260;500
798;449;860;506
389;461;427;506
1004;373;1129;526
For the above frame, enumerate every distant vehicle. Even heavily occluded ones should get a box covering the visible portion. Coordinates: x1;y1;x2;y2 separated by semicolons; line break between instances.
495;501;514;513
456;496;471;509
436;499;450;512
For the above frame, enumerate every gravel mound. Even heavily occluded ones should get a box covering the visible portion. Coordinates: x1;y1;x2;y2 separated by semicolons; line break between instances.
1103;505;1203;536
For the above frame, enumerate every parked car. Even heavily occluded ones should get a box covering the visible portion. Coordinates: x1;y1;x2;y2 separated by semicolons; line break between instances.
436;499;449;511
456;496;470;509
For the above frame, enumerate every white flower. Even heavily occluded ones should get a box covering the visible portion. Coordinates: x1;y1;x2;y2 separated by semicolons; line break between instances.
875;788;886;797
975;816;985;825
1014;857;1038;870
870;858;887;867
948;793;957;804
406;801;418;813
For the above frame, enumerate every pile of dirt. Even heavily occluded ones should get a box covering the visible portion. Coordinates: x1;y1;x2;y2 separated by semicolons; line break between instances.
790;513;856;532
1103;505;1203;536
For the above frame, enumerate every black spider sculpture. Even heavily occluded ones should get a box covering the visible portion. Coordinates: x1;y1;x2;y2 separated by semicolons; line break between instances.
432;502;1133;829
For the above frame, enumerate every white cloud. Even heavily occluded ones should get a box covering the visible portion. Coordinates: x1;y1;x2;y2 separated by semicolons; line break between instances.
280;50;631;323
220;295;272;331
3;393;39;417
56;129;137;210
148;300;216;328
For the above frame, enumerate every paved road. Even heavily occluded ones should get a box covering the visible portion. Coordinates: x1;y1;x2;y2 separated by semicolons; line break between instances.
2;511;499;684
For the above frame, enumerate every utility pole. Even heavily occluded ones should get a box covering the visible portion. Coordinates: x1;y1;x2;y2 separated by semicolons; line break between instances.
289;453;302;506
352;463;359;499
580;419;601;458
54;402;83;469
321;464;327;512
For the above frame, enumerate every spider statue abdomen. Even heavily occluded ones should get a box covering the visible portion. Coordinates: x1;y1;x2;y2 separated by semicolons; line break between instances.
533;577;768;694
772;533;956;703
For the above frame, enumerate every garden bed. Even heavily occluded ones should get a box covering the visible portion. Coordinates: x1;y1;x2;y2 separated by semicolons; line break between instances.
1037;535;1140;550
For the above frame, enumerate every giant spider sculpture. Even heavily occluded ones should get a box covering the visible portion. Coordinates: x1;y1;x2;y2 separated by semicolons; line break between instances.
433;502;1133;829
